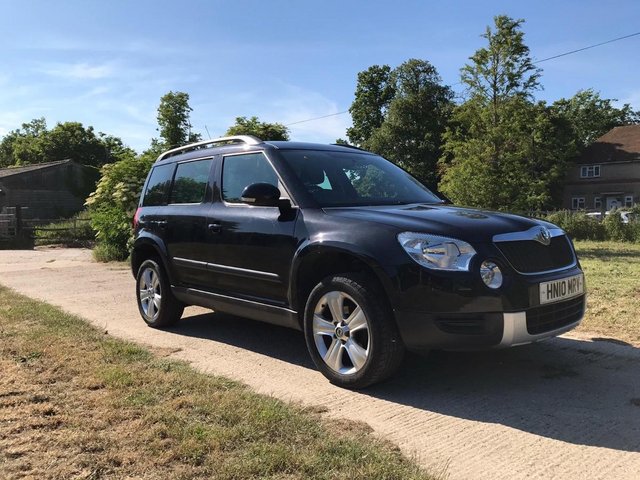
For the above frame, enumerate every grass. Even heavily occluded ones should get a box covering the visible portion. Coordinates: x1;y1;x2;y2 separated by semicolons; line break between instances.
0;286;433;480
574;241;640;345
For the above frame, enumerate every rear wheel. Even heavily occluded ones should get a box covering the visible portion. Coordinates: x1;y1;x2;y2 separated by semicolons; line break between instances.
303;273;404;389
136;259;184;328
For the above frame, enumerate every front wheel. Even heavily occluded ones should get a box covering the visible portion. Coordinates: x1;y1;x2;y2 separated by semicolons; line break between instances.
136;259;184;328
303;273;405;389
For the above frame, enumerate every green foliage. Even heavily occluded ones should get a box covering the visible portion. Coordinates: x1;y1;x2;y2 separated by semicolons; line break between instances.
545;210;605;241
0;117;133;167
156;91;199;149
347;65;395;146
33;211;95;247
461;16;541;102
86;150;155;261
544;210;640;242
551;89;640;148
630;222;640;243
439;16;571;210
225;116;290;140
603;209;632;242
347;59;453;189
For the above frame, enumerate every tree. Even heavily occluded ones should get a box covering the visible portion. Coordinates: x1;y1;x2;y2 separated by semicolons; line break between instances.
461;16;541;104
347;65;395;146
157;91;199;149
87;149;155;261
0;118;132;167
439;16;570;210
42;122;106;166
551;89;640;149
367;60;453;189
225;116;290;140
346;60;452;189
3;118;48;165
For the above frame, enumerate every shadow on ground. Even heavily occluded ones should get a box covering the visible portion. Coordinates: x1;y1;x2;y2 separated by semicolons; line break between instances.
173;310;640;453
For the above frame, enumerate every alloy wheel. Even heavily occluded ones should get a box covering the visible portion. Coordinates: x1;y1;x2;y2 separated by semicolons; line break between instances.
312;291;370;375
138;266;162;321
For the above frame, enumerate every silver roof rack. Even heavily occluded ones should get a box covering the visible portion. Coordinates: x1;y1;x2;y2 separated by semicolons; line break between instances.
157;135;263;161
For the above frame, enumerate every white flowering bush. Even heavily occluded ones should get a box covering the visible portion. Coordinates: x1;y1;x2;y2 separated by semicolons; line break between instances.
86;152;155;261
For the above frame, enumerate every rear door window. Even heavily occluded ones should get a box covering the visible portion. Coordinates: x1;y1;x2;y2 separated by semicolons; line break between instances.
142;164;175;206
169;159;213;204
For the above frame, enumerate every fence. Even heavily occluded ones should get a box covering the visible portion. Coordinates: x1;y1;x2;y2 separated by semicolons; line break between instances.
0;206;93;249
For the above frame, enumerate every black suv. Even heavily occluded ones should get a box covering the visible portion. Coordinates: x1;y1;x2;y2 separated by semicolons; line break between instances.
132;135;585;388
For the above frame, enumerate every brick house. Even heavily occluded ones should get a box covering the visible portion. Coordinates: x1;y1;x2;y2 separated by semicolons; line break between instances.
563;125;640;211
0;160;99;219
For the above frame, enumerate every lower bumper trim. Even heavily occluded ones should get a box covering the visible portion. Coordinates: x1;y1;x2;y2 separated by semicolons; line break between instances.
498;311;583;348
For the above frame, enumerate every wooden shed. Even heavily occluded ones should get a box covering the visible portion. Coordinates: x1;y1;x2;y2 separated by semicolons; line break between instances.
0;160;99;219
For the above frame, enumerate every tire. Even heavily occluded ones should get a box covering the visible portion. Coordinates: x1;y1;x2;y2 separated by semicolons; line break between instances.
303;273;405;389
135;259;184;328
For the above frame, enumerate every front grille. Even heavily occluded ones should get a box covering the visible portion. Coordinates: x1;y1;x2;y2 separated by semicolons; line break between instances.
496;235;575;273
526;295;585;335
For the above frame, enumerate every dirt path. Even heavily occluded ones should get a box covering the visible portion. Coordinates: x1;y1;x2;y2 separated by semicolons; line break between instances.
1;248;639;479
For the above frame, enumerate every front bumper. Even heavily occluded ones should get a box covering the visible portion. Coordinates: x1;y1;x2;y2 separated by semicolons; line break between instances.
394;294;586;351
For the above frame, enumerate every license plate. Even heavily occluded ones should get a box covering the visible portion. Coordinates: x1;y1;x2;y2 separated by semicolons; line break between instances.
539;274;584;305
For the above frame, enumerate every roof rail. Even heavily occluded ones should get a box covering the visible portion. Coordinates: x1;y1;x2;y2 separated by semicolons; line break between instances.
331;143;367;152
157;135;263;161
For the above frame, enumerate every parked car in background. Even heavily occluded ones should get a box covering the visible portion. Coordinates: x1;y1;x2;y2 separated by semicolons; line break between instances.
586;210;634;223
131;136;586;388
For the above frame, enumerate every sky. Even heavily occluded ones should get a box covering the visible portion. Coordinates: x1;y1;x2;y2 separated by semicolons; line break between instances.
1;0;639;153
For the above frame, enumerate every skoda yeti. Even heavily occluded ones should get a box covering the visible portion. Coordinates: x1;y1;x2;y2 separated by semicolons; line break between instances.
132;136;585;388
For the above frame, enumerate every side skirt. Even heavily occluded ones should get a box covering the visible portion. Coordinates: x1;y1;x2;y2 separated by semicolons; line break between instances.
172;286;301;331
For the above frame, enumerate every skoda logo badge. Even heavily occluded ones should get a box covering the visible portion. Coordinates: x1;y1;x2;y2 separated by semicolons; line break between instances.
535;227;551;246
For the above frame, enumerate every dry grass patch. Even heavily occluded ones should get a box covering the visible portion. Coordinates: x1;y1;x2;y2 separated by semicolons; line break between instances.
574;241;640;346
0;286;433;479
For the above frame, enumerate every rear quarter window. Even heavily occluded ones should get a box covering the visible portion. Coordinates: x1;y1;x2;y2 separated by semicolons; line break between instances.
142;164;175;207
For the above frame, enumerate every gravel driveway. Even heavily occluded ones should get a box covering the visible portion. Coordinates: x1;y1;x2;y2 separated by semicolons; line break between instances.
1;248;639;479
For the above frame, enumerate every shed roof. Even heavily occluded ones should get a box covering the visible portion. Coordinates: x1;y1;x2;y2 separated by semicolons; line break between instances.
579;125;640;164
0;159;72;179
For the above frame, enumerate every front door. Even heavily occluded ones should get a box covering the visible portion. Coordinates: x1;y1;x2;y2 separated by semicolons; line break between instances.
206;151;299;306
606;196;622;211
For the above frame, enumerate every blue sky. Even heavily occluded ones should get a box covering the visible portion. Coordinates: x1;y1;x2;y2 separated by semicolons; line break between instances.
1;0;639;152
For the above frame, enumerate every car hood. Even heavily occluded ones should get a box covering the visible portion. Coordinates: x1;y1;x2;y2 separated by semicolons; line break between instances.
323;203;546;243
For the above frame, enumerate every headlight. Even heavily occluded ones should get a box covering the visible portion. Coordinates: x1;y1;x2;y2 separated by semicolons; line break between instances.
397;232;476;271
480;260;503;289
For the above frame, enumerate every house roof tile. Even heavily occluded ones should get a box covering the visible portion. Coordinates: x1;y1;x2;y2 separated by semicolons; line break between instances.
579;125;640;164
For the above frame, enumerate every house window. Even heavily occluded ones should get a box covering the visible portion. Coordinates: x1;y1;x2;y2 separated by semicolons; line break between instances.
572;197;585;210
580;165;601;178
625;195;634;208
594;197;602;210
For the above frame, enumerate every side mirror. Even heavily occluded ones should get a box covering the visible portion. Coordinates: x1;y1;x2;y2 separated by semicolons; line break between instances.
241;182;281;207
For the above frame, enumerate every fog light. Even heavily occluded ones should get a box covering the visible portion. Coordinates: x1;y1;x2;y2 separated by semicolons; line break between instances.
480;260;503;289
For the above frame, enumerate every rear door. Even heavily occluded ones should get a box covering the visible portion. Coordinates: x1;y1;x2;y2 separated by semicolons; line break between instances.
138;162;175;244
163;157;216;287
205;151;299;306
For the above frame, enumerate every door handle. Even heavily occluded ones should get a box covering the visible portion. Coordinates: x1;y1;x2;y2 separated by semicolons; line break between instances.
208;222;222;233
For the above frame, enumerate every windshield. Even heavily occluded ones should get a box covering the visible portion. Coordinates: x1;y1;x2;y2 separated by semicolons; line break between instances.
279;149;442;207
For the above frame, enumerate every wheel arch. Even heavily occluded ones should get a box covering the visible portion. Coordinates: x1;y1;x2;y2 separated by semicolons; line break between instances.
130;235;174;283
289;242;397;327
